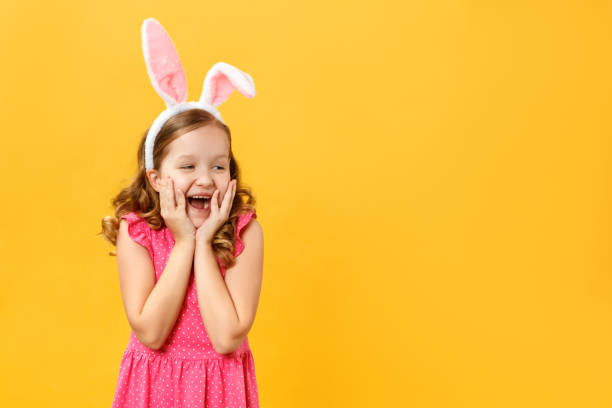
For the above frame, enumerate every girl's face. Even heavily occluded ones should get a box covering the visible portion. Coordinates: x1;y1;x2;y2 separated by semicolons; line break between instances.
147;124;232;229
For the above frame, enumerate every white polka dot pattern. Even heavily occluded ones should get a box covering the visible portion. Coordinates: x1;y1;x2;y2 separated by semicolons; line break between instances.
111;211;260;408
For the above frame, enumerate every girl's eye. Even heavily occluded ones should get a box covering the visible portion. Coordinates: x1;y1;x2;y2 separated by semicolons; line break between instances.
180;165;225;170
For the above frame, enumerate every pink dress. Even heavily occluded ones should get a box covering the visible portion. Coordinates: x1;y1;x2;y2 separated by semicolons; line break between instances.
111;211;260;408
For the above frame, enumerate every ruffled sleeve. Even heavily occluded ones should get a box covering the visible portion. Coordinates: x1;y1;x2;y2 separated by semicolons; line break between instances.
234;211;257;257
120;212;154;258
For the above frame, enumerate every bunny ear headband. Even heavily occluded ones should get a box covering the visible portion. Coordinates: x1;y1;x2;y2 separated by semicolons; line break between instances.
141;17;256;170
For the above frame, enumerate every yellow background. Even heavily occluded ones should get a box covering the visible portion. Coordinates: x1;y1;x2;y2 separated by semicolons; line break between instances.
0;1;610;406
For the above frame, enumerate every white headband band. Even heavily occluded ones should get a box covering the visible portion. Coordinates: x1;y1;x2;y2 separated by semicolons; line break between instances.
141;18;256;170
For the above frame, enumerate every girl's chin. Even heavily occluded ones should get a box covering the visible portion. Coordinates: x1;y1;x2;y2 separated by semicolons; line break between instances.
188;208;209;227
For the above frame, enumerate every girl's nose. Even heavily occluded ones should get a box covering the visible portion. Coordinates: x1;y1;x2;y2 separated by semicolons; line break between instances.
194;171;214;187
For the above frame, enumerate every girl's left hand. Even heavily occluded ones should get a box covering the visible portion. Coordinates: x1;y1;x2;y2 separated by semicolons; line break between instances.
195;179;237;245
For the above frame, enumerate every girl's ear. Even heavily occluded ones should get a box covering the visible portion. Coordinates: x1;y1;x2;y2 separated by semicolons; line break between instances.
142;18;188;107
199;62;256;107
146;169;162;193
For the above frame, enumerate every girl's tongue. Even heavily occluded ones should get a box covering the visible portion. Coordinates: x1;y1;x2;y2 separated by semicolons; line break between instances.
188;197;208;210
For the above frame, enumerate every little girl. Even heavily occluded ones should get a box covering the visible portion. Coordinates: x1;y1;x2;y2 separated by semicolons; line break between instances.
100;18;262;408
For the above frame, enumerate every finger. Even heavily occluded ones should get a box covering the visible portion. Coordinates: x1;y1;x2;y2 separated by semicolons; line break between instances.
228;179;237;204
211;190;220;215
229;180;236;211
162;177;173;214
176;187;186;210
163;177;172;211
169;177;177;209
221;182;233;213
159;177;168;214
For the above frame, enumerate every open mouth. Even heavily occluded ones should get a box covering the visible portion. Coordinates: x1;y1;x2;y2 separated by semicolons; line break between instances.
187;196;210;211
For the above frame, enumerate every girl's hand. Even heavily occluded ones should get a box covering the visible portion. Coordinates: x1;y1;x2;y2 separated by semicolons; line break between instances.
159;176;195;244
195;179;237;245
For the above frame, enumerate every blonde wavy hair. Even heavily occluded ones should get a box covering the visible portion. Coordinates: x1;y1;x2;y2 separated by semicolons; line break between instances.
99;108;256;269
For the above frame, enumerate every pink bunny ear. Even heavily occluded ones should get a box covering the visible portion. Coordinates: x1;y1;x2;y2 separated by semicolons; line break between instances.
141;18;187;107
200;62;256;107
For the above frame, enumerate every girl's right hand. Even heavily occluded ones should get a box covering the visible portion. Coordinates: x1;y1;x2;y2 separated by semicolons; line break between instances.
159;176;195;244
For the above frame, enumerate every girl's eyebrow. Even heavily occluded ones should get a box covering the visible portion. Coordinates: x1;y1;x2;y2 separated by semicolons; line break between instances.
176;153;228;160
176;154;197;160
